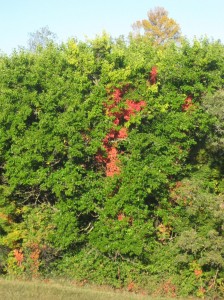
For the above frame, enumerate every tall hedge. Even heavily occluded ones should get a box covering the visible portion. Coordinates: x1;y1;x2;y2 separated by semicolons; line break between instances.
0;35;224;297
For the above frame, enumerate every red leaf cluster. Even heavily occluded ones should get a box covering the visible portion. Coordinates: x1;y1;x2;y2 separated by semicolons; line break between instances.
117;213;125;221
105;146;120;177
127;281;135;292
194;269;203;277
96;86;146;177
14;249;24;266
182;95;193;111
113;88;123;103
149;66;157;85
124;100;146;121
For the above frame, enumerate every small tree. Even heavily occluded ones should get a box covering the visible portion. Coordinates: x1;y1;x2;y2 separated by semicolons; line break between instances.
132;7;181;45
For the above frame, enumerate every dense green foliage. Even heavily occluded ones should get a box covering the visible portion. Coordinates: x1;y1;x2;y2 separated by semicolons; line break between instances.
0;34;224;298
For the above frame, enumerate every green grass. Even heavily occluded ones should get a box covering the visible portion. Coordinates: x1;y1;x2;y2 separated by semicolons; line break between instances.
0;278;176;300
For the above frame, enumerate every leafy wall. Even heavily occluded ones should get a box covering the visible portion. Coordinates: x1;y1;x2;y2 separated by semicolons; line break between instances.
0;35;224;297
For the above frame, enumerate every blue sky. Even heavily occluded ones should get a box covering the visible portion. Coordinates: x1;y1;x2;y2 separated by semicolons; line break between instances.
1;0;223;54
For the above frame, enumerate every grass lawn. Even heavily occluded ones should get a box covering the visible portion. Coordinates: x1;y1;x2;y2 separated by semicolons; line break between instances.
0;278;178;300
